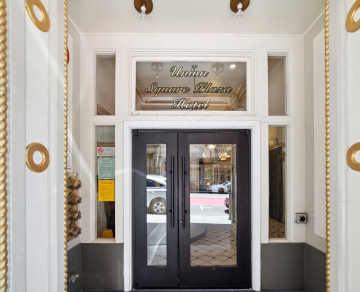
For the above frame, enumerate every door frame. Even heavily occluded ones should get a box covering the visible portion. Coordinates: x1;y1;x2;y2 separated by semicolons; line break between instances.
123;121;261;291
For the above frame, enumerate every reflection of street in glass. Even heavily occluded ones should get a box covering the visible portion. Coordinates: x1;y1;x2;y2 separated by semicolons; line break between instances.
189;193;229;224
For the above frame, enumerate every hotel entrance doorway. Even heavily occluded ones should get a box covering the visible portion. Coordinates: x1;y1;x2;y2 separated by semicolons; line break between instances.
133;130;251;289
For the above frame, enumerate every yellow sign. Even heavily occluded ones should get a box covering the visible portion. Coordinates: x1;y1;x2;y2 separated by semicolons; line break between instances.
98;180;115;201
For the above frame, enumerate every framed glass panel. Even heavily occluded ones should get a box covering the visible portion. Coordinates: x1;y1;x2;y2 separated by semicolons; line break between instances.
269;126;286;238
96;55;115;115
96;126;115;238
136;61;247;111
268;57;287;116
189;144;237;266
146;144;167;266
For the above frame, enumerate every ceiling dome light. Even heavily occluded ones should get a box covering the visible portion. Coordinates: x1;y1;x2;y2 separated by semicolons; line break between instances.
134;0;153;20
229;64;236;69
230;0;250;18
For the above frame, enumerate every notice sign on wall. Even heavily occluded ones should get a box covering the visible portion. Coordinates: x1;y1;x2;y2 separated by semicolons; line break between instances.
98;158;115;180
98;180;115;201
204;164;211;180
97;147;115;156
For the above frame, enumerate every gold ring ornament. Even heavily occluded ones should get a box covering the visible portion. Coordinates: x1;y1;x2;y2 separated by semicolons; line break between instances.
346;0;360;33
25;143;50;172
26;0;50;32
346;142;360;171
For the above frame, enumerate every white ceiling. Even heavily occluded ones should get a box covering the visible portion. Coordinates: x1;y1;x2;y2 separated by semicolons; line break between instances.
69;0;324;35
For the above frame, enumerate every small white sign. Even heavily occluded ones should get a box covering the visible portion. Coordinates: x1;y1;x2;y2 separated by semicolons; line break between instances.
67;151;72;171
97;147;115;156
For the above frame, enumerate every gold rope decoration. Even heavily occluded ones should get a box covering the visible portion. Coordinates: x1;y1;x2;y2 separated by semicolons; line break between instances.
0;1;7;291
325;0;330;290
64;0;69;290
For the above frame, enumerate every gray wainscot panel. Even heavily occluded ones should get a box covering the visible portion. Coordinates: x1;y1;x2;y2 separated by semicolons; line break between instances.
304;243;326;292
67;243;82;292
81;243;124;291
261;243;304;291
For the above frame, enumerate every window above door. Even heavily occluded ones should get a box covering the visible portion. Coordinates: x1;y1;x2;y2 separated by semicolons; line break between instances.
136;61;247;112
129;52;254;116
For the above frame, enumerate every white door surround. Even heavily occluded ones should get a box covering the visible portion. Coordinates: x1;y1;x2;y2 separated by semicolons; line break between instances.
123;120;261;291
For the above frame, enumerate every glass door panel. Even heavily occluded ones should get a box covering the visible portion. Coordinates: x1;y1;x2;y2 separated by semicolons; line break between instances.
133;132;178;288
133;130;251;289
146;144;167;266
178;132;251;289
189;144;237;267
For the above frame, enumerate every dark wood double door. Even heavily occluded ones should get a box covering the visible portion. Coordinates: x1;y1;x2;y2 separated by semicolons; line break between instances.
133;130;251;289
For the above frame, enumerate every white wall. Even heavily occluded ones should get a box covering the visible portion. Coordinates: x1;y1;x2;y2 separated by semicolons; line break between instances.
9;0;65;291
68;20;82;250
329;0;360;290
304;14;326;253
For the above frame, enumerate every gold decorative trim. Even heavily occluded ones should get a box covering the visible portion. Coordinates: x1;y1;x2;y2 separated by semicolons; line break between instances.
25;0;50;32
325;0;330;290
346;0;360;33
25;143;50;172
0;1;6;290
64;0;69;289
346;142;360;171
0;2;7;292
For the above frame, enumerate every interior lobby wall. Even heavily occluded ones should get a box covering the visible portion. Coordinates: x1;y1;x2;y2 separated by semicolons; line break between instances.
304;13;326;252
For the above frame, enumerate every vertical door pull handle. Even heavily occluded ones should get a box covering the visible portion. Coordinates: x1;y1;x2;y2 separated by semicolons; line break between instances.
169;156;175;228
182;157;187;229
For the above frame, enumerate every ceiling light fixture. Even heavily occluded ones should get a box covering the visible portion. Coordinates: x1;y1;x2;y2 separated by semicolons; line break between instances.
211;63;224;79
134;0;153;20
151;62;163;78
229;64;236;69
230;0;250;19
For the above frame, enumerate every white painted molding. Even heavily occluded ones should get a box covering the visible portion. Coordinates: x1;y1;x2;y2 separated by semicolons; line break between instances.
123;120;261;291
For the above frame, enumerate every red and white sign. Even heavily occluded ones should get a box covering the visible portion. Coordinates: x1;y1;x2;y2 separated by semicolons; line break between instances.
97;147;115;156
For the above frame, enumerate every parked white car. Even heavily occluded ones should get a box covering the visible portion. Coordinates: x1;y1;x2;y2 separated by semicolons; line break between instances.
147;175;167;214
207;181;231;194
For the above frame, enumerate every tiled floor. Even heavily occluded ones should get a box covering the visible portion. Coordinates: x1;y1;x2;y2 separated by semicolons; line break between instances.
190;224;237;266
147;219;287;266
268;217;285;238
147;223;237;266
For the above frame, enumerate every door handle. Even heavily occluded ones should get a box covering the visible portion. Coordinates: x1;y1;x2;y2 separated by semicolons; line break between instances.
169;156;175;228
182;157;188;229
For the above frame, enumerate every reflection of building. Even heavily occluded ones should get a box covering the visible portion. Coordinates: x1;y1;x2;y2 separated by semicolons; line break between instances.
147;144;166;177
190;144;235;191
